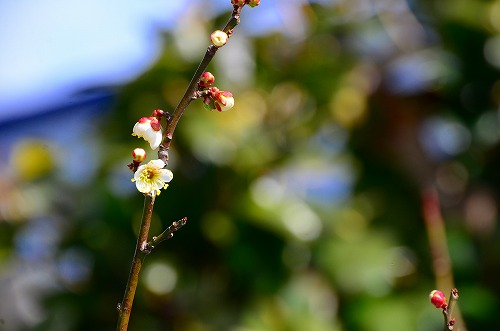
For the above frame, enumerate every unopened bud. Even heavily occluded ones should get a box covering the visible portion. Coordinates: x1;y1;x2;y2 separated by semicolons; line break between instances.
247;0;260;7
132;148;147;162
210;30;228;47
231;0;246;6
429;290;447;309
199;72;215;88
152;109;164;119
214;90;234;112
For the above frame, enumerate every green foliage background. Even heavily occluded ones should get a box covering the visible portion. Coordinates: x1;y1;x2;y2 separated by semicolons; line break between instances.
1;1;500;330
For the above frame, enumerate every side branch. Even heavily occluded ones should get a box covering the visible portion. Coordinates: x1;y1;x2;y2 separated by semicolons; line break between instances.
442;288;459;331
144;217;188;253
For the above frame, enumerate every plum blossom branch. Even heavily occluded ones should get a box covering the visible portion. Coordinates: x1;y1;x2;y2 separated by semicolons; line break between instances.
429;288;460;331
117;2;260;331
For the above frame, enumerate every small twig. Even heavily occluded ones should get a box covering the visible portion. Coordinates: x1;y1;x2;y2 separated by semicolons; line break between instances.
442;288;459;331
144;217;188;253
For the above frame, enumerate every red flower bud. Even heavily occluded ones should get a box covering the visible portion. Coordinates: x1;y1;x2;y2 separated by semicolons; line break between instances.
152;109;164;119
199;72;215;88
429;290;447;309
231;0;246;6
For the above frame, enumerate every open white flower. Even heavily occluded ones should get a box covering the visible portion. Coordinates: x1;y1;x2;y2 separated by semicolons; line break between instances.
132;159;173;196
132;117;163;150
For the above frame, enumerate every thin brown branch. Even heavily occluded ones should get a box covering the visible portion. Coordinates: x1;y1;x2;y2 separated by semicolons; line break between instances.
443;288;459;331
116;194;155;331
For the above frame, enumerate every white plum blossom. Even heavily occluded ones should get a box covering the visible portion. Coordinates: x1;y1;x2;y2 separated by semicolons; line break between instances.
132;117;162;150
132;159;173;196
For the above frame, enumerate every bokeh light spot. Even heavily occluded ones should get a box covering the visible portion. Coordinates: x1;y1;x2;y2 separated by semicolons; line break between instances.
143;261;177;296
10;139;55;181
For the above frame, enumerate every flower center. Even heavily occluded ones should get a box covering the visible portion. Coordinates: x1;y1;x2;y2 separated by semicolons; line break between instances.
140;168;157;182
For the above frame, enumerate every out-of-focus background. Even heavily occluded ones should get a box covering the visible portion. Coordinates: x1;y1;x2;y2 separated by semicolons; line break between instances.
1;0;499;330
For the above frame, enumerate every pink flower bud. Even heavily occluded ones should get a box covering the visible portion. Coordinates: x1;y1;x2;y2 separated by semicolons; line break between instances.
210;30;228;47
231;0;246;6
132;148;147;162
199;72;215;88
429;290;447;309
247;0;260;7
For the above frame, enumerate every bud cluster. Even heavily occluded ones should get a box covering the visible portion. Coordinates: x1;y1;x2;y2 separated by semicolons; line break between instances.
197;72;235;112
198;71;234;112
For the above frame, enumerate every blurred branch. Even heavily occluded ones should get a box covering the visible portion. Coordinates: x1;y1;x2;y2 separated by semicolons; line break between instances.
422;188;467;331
116;194;155;331
421;187;454;290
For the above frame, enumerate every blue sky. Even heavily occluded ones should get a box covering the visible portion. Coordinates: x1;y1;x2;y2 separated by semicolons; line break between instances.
0;0;306;123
